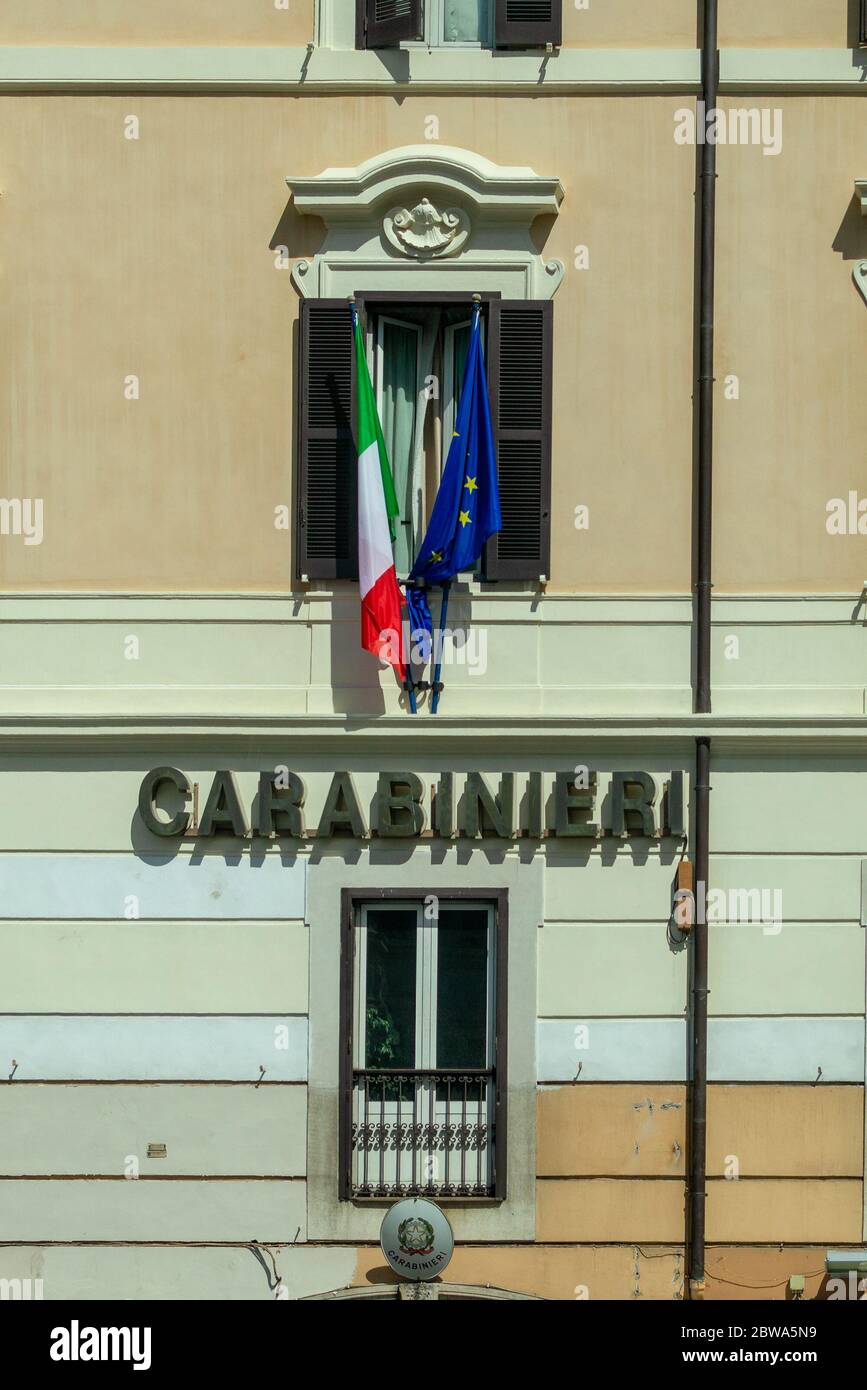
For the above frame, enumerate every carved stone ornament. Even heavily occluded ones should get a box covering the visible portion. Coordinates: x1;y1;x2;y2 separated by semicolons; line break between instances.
383;198;471;260
286;145;565;299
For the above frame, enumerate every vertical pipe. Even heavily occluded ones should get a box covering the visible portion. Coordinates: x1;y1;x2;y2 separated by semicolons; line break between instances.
689;0;717;1296
695;0;717;718
690;736;711;1293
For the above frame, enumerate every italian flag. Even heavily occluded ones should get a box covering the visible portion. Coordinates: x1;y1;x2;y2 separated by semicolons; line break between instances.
353;310;406;681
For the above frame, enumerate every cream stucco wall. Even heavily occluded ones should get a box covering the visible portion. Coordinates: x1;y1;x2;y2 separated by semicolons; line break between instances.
0;0;314;47
5;1;858;52
0;93;695;594
713;95;867;594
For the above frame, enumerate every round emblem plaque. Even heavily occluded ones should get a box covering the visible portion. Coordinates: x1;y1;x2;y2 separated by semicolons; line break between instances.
380;1198;454;1282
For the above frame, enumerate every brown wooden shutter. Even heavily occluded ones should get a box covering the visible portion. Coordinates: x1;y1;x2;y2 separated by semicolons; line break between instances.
862;0;867;44
357;0;423;49
297;298;357;580
485;300;552;581
494;0;561;48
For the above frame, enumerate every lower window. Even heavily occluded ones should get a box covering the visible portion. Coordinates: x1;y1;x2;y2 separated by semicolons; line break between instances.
340;889;507;1200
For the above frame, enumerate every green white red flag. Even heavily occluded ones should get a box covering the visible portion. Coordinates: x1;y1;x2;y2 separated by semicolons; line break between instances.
352;307;406;682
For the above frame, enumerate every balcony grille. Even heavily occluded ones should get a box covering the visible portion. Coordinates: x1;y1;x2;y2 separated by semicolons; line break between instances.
350;1068;496;1198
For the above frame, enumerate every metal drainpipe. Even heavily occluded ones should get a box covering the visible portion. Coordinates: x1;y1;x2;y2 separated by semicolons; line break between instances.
689;0;718;1298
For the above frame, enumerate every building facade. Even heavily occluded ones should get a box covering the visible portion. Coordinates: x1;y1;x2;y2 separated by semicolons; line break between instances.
0;0;865;1301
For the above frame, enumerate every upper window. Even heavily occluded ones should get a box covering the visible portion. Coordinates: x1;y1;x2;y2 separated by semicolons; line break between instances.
339;890;508;1200
373;305;482;575
296;293;553;583
356;0;560;50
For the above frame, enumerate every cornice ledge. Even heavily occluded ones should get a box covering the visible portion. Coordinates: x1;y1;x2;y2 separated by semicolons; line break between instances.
0;45;700;93
287;145;563;223
719;48;867;93
1;714;867;749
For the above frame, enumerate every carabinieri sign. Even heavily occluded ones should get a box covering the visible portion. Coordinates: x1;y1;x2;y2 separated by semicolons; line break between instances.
138;768;686;840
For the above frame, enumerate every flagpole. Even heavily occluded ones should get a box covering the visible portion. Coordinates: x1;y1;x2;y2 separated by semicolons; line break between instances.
429;581;451;715
430;298;479;716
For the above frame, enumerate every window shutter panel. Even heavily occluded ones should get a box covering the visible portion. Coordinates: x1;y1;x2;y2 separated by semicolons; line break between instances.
358;0;423;49
485;300;552;581
297;298;357;580
862;0;867;45
494;0;561;48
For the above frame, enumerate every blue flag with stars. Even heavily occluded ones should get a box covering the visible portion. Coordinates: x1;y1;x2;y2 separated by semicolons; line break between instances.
406;307;501;628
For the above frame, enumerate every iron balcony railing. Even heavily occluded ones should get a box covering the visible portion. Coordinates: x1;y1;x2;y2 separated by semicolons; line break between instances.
350;1067;496;1198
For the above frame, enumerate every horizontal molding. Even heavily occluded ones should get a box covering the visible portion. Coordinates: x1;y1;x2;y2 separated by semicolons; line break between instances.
2;717;867;751
0;1178;306;1243
538;1017;866;1083
0;46;864;94
0;923;309;1013
0;1084;307;1177
0;45;701;93
0;1015;308;1082
2;592;864;623
720;48;867;93
0;853;306;921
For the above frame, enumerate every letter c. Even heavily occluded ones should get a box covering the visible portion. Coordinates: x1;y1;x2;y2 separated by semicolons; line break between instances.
138;766;191;836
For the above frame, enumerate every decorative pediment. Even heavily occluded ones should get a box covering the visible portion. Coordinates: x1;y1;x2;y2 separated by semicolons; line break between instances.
286;145;564;300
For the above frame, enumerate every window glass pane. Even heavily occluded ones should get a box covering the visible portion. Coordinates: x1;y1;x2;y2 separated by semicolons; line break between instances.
436;908;489;1069
443;0;489;44
380;320;418;575
365;909;417;1069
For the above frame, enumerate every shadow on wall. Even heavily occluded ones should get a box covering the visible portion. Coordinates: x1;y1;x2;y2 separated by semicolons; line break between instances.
832;192;867;264
269;203;325;265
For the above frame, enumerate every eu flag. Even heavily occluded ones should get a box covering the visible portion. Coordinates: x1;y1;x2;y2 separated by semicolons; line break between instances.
407;306;501;603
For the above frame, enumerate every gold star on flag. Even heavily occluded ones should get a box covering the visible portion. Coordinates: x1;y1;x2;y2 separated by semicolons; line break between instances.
464;475;478;493
458;510;471;528
430;548;443;562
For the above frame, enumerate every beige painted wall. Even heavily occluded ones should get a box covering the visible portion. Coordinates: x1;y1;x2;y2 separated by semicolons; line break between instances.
707;1178;863;1244
352;1242;685;1300
714;96;867;593
538;1085;687;1177
3;1;857;52
719;0;855;49
541;1084;864;1178
3;89;864;595
0;93;694;593
537;1177;684;1242
562;0;696;48
0;1;313;46
0;0;697;50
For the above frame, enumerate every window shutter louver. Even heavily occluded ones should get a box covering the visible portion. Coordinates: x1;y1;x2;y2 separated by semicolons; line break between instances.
297;298;357;580
485;299;553;581
494;0;561;48
357;0;423;49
